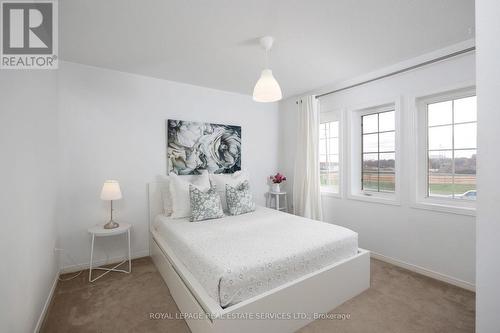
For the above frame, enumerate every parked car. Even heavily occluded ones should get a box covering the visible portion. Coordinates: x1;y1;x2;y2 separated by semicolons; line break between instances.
458;190;477;200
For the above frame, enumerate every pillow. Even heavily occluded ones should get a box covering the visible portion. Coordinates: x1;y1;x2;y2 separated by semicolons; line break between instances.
209;171;249;211
225;180;256;216
189;184;224;222
169;171;210;218
157;175;173;216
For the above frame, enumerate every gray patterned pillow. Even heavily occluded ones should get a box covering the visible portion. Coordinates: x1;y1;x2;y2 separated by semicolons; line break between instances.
225;180;256;216
189;184;224;222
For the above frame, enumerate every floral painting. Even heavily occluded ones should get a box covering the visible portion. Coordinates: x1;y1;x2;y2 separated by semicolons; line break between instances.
167;119;241;175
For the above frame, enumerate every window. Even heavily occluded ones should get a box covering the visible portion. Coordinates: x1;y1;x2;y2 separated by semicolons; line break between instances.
427;95;477;200
320;121;339;193
361;110;396;193
348;102;399;204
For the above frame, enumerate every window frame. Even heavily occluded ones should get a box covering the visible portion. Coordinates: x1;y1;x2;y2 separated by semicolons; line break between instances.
361;110;396;194
414;87;476;215
319;110;342;197
347;99;401;205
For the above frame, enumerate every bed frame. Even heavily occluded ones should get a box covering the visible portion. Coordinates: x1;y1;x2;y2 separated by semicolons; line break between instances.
148;182;370;333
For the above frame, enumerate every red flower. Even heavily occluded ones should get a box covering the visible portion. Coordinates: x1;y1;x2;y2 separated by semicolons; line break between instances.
270;172;287;184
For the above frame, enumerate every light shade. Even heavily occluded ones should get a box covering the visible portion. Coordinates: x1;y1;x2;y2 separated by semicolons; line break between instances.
100;180;122;201
253;69;282;103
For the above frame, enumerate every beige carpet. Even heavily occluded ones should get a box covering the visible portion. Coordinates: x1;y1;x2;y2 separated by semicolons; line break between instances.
41;257;475;333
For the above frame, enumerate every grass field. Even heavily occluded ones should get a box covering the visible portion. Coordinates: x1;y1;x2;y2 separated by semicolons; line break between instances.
323;172;476;196
429;174;476;196
362;181;395;192
320;173;339;186
362;174;395;192
429;184;476;195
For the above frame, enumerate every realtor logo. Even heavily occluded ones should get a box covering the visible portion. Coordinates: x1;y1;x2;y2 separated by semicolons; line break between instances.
1;0;58;69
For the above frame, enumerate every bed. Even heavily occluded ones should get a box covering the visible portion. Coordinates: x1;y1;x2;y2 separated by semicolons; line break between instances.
148;182;370;333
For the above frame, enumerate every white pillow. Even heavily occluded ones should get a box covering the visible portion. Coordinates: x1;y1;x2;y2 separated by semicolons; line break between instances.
157;175;172;216
169;171;210;218
209;171;249;211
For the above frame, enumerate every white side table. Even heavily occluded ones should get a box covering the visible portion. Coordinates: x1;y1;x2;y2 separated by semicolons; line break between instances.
88;223;131;282
267;191;289;212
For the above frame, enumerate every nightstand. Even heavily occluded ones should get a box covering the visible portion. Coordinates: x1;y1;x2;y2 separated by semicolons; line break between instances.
267;191;289;212
87;223;131;282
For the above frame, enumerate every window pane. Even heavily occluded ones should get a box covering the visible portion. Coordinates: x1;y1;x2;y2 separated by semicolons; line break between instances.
428;174;454;198
329;154;339;163
361;110;397;194
362;114;378;133
362;173;378;191
428;150;453;198
330;121;339;137
320;120;340;193
454;149;476;200
321;171;339;192
454;123;477;149
379;153;395;172
428;101;452;126
454;96;477;123
329;138;339;155
319;139;327;155
363;153;378;173
363;133;378;153
379;173;395;192
379;131;395;152
320;171;328;186
454;149;476;174
428;150;453;173
379;111;395;132
426;95;477;201
453;182;476;200
320;124;327;139
428;125;452;150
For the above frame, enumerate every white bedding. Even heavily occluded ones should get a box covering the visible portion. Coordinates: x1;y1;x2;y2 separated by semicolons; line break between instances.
153;206;358;308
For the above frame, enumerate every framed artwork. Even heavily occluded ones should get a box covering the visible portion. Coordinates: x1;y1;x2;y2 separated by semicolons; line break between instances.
167;119;241;175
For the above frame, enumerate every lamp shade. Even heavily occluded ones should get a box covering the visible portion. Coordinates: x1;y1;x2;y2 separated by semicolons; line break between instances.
253;69;282;103
100;180;122;201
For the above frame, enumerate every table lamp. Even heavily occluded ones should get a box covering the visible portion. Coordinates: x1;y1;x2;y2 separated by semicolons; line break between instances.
100;180;122;229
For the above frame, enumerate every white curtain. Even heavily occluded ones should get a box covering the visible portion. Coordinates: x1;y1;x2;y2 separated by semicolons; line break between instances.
293;95;323;220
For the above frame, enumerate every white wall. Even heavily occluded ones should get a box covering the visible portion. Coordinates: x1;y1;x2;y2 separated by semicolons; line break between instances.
476;0;500;331
279;52;476;286
0;71;59;332
57;62;279;271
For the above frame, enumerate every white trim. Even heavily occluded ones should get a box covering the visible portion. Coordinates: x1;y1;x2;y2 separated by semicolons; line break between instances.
411;201;476;216
59;249;149;273
347;193;401;206
320;191;341;199
34;271;60;333
370;251;475;292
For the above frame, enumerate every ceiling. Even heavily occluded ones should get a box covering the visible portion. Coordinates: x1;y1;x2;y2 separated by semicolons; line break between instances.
60;0;475;98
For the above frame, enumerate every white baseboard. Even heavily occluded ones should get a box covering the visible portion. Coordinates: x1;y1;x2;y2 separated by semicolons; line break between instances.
370;251;475;292
60;249;150;273
34;271;60;333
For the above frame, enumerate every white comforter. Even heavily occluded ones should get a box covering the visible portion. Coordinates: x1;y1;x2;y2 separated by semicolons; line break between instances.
154;206;358;308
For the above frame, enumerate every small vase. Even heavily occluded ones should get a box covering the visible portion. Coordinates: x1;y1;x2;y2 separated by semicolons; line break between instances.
271;183;281;193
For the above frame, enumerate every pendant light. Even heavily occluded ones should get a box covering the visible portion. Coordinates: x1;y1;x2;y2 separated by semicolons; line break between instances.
253;36;282;103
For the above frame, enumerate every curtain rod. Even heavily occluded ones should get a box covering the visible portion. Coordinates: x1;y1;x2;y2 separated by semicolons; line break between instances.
310;46;476;100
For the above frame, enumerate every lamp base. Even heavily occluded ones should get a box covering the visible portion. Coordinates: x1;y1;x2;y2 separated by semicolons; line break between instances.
103;220;119;229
